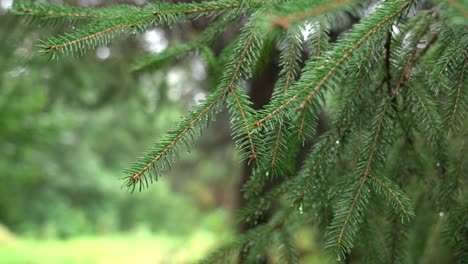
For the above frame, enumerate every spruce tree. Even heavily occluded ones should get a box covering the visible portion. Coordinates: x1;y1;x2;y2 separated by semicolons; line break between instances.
12;0;467;263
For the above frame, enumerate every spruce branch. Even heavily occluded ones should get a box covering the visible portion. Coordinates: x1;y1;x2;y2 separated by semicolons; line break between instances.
150;1;241;16
446;58;467;134
127;11;272;190
306;19;331;59
269;30;302;169
391;12;432;97
125;90;226;190
406;84;444;156
296;19;330;140
293;72;367;207
299;2;411;108
245;26;304;194
11;1;129;21
228;88;259;165
35;0;255;58
367;174;415;222
39;16;150;58
429;25;467;96
327;100;395;260
292;42;381;207
223;22;265;166
436;45;465;83
253;1;410;127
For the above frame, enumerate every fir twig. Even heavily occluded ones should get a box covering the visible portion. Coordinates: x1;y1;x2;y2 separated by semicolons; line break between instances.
254;1;410;127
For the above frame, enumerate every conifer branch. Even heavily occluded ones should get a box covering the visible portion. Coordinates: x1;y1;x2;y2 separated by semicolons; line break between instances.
229;89;259;165
127;91;226;188
293;43;377;206
254;1;410;127
337;174;368;249
271;124;283;167
367;175;411;218
225;24;262;165
297;111;307;138
12;2;126;20
308;19;329;58
294;73;367;205
328;100;393;259
363;102;390;179
406;85;442;149
243;27;304;196
391;13;431;97
296;19;330;139
353;113;364;164
436;45;466;82
270;39;297;167
36;0;256;57
151;2;241;16
269;28;303;171
447;58;467;132
299;3;410;108
42;20;136;52
128;12;268;190
38;15;153;58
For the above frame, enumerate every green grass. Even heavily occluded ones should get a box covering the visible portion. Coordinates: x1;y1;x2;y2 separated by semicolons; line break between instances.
0;231;220;264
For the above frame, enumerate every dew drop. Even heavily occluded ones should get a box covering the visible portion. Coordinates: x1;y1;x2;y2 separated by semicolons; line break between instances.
297;202;304;214
335;140;340;145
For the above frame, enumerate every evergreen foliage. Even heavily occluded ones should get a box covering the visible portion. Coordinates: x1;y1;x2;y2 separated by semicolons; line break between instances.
12;0;467;262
